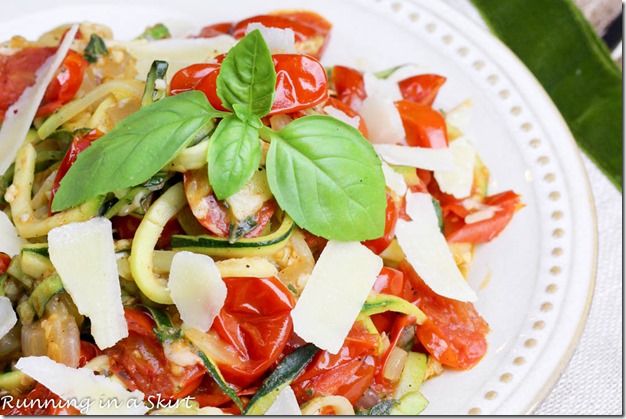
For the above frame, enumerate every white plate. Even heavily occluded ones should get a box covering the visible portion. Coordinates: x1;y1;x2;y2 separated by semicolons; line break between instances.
0;0;597;415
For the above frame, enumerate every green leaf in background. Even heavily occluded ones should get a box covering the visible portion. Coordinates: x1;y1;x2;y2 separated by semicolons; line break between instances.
52;91;217;211
265;115;387;241
207;114;262;200
216;29;276;117
471;0;623;191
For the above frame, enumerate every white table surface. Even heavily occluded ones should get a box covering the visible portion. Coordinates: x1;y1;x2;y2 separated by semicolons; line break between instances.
445;1;623;414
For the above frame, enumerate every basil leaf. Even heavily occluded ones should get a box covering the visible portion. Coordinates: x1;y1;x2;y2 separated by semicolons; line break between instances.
207;115;262;200
265;115;386;241
216;29;276;117
84;34;108;64
52;91;219;211
136;23;171;41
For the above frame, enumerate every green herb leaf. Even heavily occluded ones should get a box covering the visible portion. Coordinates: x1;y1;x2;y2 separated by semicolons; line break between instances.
84;34;108;64
265;115;387;241
136;23;171;41
366;400;396;415
207;114;262;200
52;91;219;211
471;0;623;191
216;29;276;117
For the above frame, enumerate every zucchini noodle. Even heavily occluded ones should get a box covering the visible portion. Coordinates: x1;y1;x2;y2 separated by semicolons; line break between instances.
300;396;355;415
167;139;209;172
6;143;102;239
37;79;144;140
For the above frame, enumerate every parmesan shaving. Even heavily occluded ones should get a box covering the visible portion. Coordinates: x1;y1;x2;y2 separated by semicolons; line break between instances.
0;296;17;340
374;144;455;171
245;23;296;54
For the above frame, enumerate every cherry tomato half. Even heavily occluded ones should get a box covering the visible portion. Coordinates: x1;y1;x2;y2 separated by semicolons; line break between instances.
212;276;295;388
231;11;332;59
105;308;205;400
49;129;103;213
399;260;489;369
362;192;398;254
182;169;275;238
395;99;448;149
398;74;446;107
0;253;11;275
324;97;369;138
37;50;88;117
331;65;366;112
444;190;521;244
292;322;379;405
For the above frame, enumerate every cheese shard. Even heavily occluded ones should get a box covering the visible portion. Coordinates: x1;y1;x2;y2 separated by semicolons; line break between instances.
48;217;128;349
374;144;454;171
0;296;17;340
380;161;407;197
291;241;383;354
16;356;147;415
363;72;402;101
0;24;79;174
246;23;296;54
434;138;476;199
359;95;405;144
169;251;227;332
266;386;302;416
0;211;26;256
396;192;477;302
323;106;360;130
118;36;236;82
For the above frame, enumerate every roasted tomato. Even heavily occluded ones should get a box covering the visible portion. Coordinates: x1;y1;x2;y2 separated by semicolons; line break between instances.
399;261;489;369
395;99;448;149
398;74;446;107
292;322;379;405
105;308;205;401
363;192;398;254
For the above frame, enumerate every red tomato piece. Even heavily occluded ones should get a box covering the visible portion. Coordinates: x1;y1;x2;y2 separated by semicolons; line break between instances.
292;323;379;405
271;54;328;115
0;47;56;121
232;11;332;59
112;215;183;249
324;97;368;138
78;341;101;367
363;192;398;254
445;190;521;244
398;74;446;107
399;260;489;369
182;169;276;239
212;276;295;388
370;266;407;334
105;308;205;401
169;63;226;111
37;50;88;117
331;65;366;111
395;99;448;149
0;252;11;275
196;22;233;38
49;129;102;213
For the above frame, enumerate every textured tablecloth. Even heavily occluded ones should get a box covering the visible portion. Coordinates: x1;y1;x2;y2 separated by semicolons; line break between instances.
444;1;623;415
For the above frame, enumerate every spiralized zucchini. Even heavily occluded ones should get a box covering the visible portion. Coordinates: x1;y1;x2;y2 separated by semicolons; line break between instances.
6;143;103;239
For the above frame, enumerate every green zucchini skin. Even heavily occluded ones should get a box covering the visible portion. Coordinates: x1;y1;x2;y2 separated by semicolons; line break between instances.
170;216;294;258
29;274;64;318
245;343;319;415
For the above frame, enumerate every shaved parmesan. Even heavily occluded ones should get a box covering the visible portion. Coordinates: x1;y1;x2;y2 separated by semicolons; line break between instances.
465;207;496;224
266;386;302;416
323;106;360;130
48;218;127;349
359;95;405;144
363;72;402;101
16;356;147;415
396;192;477;302
374;144;454;171
380;161;407;196
118;36;236;82
0;211;26;256
0;296;17;340
246;23;296;54
291;241;383;354
0;25;79;174
434;138;476;199
169;251;226;332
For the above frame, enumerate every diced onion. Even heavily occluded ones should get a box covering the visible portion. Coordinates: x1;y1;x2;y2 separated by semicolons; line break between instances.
383;347;409;382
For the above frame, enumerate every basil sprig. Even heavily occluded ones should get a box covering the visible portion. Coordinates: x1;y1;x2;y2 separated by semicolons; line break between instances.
51;91;224;211
53;30;386;241
83;34;108;64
